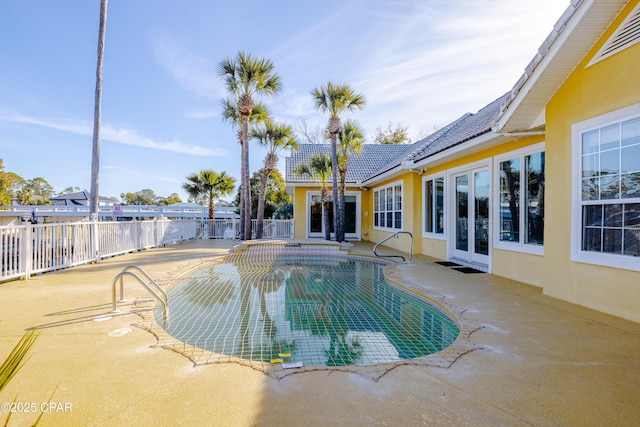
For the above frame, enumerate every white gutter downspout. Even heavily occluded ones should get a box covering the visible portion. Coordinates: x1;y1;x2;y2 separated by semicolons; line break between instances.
497;130;546;137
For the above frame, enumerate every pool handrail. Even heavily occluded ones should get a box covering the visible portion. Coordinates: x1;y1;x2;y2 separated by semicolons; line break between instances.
373;231;413;262
111;265;167;320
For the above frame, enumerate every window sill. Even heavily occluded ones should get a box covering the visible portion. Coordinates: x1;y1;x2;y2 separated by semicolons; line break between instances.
494;241;544;256
422;232;446;241
571;251;640;272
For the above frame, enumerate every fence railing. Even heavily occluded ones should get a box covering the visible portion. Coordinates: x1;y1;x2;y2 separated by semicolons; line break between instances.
198;219;294;240
0;218;293;282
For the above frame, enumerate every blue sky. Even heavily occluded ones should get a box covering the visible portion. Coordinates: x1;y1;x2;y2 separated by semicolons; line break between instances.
0;0;569;202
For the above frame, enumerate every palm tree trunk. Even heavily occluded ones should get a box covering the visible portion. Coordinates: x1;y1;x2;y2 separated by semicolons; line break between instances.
322;188;331;241
241;117;252;240
239;147;245;240
329;131;342;242
339;168;347;238
208;194;215;238
257;153;278;239
256;166;271;239
89;0;108;220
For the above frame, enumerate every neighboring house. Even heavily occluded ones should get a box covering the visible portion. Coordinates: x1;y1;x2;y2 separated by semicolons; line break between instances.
168;203;239;219
50;191;118;206
285;0;640;323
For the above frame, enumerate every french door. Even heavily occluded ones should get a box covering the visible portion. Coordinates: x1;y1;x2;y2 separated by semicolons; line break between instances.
452;167;490;266
307;192;360;239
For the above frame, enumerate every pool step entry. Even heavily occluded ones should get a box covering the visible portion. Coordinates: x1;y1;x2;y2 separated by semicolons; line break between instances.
235;240;349;259
373;231;413;262
111;265;168;321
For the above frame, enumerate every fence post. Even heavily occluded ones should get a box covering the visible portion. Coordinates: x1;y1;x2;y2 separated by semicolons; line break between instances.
91;214;100;262
23;224;33;280
159;218;165;247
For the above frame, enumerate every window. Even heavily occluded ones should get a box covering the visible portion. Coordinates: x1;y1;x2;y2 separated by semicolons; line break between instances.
423;176;444;235
578;115;640;255
494;143;545;254
572;104;640;270
373;182;402;230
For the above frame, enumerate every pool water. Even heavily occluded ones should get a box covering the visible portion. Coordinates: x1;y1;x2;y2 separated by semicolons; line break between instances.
155;254;459;367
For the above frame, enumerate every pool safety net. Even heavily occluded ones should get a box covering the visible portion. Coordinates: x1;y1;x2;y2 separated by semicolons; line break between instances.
134;244;480;380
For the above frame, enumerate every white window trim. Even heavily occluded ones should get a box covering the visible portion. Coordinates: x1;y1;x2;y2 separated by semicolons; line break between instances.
422;172;446;240
570;103;640;272
493;142;545;256
373;180;404;232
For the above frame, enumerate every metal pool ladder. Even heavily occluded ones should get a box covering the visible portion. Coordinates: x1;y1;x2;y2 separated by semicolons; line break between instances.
111;265;168;320
373;231;413;262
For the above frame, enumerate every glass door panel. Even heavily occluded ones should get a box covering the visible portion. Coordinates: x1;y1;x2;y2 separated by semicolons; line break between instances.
474;170;489;256
345;195;357;234
455;175;469;252
310;195;322;233
451;168;490;266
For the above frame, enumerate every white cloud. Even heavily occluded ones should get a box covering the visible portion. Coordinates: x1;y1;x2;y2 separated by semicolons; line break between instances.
184;109;219;119
0;111;225;156
151;34;223;100
102;165;182;184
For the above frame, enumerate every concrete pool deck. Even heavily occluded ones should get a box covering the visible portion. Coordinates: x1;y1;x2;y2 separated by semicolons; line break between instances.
1;239;639;426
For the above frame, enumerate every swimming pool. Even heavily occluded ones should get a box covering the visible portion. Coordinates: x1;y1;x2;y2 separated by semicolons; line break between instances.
154;248;460;370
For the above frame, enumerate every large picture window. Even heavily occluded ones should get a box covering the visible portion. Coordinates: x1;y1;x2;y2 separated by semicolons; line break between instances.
423;176;444;235
579;116;640;256
495;144;545;253
572;104;640;271
373;182;402;230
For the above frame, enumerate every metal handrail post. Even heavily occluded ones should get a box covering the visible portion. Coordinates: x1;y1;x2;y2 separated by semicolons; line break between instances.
373;231;413;262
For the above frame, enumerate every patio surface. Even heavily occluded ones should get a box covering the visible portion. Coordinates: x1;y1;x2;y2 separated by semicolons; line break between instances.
1;239;639;426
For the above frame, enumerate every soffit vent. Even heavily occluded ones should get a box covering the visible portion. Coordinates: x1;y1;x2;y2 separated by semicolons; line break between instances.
589;3;640;66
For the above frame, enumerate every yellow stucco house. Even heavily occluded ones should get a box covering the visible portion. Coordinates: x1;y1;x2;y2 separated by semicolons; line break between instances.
286;0;640;323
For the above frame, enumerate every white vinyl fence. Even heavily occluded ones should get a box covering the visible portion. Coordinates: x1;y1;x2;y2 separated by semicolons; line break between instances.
198;218;294;240
0;218;293;282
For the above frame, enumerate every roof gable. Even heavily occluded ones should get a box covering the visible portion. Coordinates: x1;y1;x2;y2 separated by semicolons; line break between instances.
497;0;632;133
588;1;640;65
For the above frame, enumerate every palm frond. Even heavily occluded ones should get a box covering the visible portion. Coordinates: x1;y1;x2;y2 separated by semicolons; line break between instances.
0;329;39;393
311;81;366;122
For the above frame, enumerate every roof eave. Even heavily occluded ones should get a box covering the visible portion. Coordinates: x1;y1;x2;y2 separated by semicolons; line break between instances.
496;0;629;133
412;132;510;171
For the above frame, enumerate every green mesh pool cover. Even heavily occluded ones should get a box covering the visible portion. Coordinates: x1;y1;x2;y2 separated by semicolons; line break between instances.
154;249;459;369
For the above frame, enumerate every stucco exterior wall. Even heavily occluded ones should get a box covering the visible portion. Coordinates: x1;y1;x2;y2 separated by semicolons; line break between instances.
292;186;308;239
492;249;544;288
365;173;418;254
544;1;640;322
417;136;545;277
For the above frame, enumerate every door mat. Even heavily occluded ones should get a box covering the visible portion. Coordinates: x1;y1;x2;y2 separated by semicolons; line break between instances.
452;267;485;274
435;261;461;267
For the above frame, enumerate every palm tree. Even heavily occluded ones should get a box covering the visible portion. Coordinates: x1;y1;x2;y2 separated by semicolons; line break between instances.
295;154;332;241
337;119;364;236
251;121;298;239
218;52;281;240
311;82;365;242
220;99;270;238
183;169;236;220
89;0;108;220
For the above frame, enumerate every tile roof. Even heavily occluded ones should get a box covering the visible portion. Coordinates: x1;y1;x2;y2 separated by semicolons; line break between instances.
286;94;509;186
286;144;410;184
408;93;509;164
361;93;509;183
